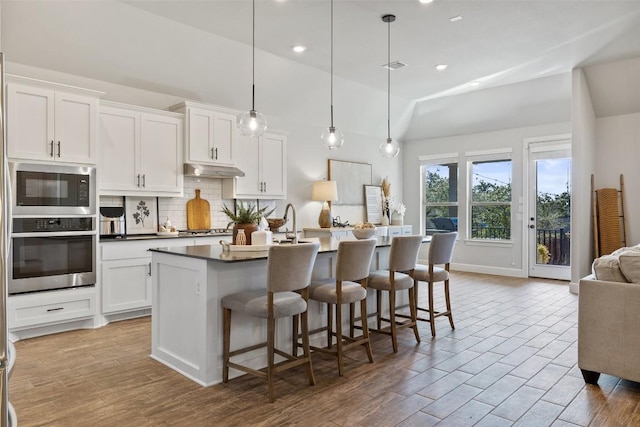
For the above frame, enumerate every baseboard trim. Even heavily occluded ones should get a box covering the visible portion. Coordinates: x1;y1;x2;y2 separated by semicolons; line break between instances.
449;263;527;278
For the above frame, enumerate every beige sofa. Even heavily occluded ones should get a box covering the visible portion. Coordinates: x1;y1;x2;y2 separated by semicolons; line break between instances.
578;272;640;384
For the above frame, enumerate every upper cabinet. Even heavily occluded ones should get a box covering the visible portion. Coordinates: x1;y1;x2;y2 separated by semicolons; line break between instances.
7;76;103;164
170;101;237;166
99;102;183;197
223;131;287;199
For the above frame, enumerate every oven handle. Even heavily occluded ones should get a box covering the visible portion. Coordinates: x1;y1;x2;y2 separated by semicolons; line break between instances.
11;231;97;238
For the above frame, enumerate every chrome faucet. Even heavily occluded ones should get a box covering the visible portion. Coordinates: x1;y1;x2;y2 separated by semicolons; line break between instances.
283;203;298;244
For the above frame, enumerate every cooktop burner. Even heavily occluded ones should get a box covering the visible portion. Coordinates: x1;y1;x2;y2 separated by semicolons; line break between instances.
178;228;231;236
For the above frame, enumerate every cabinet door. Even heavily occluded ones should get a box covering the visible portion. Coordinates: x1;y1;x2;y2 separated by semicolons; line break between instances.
140;113;183;194
212;111;236;165
233;133;261;196
261;133;287;198
102;258;152;313
7;83;55;161
98;107;139;192
186;108;214;163
54;92;97;164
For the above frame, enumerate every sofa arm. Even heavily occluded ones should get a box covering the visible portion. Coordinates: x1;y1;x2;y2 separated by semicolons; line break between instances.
578;277;640;383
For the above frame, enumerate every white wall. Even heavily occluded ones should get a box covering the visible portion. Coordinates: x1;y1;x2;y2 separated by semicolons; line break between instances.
570;69;597;287
595;112;640;246
403;122;570;274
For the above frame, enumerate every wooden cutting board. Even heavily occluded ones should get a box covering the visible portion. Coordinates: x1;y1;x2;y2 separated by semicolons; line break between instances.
187;189;211;230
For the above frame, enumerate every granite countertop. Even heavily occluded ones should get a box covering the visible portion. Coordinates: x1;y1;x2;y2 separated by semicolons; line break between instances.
149;236;400;263
99;233;232;242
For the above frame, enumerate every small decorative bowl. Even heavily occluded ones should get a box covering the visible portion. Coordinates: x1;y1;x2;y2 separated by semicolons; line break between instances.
352;227;377;239
267;218;286;232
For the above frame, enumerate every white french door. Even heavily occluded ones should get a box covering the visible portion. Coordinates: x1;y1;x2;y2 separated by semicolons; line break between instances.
527;141;571;280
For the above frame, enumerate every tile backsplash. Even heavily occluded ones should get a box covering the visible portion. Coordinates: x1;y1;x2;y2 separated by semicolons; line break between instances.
100;177;277;231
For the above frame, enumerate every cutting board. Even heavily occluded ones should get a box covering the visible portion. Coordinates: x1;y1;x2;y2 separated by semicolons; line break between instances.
187;189;211;230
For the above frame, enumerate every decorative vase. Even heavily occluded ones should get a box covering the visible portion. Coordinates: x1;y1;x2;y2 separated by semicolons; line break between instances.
235;229;246;245
391;213;404;226
233;223;257;245
381;213;390;226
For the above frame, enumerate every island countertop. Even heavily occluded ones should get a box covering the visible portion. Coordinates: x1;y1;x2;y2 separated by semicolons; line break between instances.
148;236;408;263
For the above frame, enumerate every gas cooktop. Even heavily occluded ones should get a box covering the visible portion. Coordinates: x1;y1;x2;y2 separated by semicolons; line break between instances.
178;228;231;236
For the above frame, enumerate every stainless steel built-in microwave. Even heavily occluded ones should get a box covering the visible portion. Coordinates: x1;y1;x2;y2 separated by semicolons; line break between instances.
9;162;96;216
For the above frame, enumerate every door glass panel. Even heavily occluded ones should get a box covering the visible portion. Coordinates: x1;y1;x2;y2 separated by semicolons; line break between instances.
535;158;571;266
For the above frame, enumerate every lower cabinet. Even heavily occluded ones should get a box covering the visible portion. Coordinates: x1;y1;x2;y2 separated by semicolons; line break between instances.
7;287;97;330
101;258;152;314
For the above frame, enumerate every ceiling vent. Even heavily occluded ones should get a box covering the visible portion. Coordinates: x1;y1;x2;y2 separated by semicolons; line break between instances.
382;61;407;70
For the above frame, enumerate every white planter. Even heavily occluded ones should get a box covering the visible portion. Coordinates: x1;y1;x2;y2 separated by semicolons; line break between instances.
391;213;404;226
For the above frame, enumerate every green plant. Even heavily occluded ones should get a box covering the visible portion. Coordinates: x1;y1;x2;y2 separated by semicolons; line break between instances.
537;243;550;264
221;201;274;228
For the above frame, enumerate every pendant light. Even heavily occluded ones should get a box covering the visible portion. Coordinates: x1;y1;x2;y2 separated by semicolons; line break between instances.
238;0;267;137
321;0;344;150
379;14;400;158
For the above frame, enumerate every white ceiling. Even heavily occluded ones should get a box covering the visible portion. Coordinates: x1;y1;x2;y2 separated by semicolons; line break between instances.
3;0;640;140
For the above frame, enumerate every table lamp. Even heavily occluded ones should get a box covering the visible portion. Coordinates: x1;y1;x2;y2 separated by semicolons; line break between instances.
312;180;338;228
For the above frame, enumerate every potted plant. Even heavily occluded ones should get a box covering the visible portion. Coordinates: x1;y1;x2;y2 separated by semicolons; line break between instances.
222;201;274;245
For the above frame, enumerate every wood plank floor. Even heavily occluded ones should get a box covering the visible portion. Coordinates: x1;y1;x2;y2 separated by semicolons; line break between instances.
9;272;640;426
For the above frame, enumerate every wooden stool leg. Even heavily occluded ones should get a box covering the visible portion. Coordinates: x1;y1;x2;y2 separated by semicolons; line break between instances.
389;289;398;353
301;309;316;386
428;281;436;337
292;313;299;357
267;315;276;402
444;279;455;330
223;308;231;383
409;286;420;343
327;304;333;349
360;298;374;363
335;303;344;376
349;302;355;338
376;289;382;329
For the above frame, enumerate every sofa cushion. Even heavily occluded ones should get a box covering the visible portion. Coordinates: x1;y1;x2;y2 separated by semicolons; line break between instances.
619;250;640;283
592;254;627;282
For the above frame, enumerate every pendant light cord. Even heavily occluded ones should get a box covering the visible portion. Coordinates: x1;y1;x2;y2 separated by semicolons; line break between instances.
330;0;334;128
252;0;256;111
387;17;391;140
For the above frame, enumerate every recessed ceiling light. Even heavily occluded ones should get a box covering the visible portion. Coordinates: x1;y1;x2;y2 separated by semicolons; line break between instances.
419;0;434;4
435;64;448;71
449;15;463;22
291;45;306;53
382;61;408;70
470;81;481;87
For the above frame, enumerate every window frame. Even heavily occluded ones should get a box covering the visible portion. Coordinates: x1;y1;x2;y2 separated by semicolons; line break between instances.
420;153;459;236
466;149;513;242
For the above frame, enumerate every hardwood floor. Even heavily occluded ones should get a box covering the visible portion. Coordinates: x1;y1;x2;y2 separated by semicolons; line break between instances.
9;272;640;426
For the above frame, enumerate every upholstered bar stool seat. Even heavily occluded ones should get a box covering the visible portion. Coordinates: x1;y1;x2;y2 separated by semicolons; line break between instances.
413;264;449;282
368;235;423;353
222;243;320;402
303;239;377;376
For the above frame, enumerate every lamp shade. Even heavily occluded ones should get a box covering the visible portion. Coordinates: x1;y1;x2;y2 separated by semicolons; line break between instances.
312;180;338;202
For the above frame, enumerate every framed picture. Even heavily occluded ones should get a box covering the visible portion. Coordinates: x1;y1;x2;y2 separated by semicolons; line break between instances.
328;159;372;205
125;197;158;235
364;185;383;224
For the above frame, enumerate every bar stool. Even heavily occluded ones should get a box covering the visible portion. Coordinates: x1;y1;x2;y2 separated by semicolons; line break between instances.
413;232;457;337
303;239;377;376
368;235;423;353
222;242;320;402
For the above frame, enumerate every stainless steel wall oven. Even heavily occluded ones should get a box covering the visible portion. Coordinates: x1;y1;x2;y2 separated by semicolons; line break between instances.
9;217;96;295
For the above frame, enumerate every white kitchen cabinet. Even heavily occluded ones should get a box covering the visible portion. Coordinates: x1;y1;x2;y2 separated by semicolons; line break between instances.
99;101;183;196
7;77;103;164
387;225;413;237
223;131;287;199
171;101;237;166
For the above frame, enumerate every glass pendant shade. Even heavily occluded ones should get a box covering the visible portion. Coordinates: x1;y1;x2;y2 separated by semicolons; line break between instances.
379;137;400;158
321;126;344;150
238;109;267;137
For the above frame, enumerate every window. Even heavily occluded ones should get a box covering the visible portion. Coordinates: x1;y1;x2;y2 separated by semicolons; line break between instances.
470;158;512;240
422;161;458;236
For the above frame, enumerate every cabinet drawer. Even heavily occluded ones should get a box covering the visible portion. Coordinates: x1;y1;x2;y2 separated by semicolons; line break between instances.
101;238;186;260
8;288;96;330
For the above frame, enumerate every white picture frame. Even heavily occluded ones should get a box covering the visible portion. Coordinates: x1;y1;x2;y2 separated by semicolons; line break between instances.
364;185;383;224
125;197;158;235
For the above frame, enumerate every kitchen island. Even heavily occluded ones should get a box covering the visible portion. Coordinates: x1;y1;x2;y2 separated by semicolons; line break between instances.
149;236;410;386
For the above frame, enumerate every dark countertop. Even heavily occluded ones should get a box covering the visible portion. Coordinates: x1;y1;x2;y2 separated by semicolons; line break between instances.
99;233;232;242
149;236;400;263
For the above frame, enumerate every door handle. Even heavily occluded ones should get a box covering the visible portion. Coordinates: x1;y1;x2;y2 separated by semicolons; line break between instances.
263;181;266;192
137;174;141;187
50;140;54;157
529;225;535;229
142;174;146;187
211;147;214;159
57;141;61;157
214;147;218;160
148;262;152;276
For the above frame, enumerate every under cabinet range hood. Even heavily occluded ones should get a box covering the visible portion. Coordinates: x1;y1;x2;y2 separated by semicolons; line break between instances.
183;163;245;178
